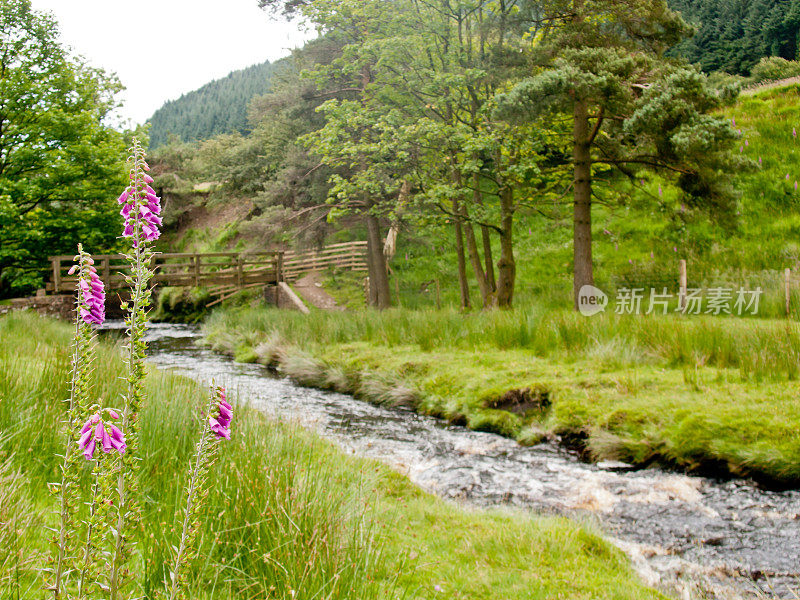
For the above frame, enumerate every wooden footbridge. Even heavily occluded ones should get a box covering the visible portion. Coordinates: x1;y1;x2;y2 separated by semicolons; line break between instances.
47;241;368;304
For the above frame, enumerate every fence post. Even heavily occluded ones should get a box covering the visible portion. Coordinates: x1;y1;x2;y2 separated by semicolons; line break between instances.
363;277;370;305
52;258;61;293
679;259;687;311
276;252;284;283
102;257;111;289
786;268;792;317
193;254;200;287
435;278;441;310
236;256;244;289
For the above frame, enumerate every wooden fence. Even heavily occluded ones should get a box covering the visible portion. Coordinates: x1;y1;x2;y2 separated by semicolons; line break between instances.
282;241;368;281
47;241;369;302
47;252;283;295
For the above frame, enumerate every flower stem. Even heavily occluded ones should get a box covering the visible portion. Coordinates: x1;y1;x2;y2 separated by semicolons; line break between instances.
110;148;146;600
77;460;102;599
52;315;81;599
51;248;95;598
168;417;211;600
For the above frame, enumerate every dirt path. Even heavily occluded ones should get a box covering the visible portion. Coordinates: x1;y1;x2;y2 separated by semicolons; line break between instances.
292;272;344;311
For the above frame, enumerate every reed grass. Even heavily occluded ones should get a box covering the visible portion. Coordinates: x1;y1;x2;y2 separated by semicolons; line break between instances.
206;304;800;380
204;305;800;483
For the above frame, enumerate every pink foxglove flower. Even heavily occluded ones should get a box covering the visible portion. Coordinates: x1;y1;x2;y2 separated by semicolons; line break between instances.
208;388;232;440
68;256;105;326
79;272;105;325
77;413;126;459
117;161;162;247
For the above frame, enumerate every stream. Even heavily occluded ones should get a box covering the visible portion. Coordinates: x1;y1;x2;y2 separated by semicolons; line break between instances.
126;322;799;599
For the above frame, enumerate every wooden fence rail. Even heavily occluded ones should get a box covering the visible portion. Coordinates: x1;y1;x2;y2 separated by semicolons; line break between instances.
47;241;369;298
47;252;283;294
282;241;368;281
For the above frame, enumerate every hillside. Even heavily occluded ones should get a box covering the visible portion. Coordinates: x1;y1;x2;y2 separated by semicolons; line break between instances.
667;0;800;75
142;0;800;151
147;60;284;148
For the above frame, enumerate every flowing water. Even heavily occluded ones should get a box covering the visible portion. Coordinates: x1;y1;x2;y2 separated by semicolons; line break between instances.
126;322;799;599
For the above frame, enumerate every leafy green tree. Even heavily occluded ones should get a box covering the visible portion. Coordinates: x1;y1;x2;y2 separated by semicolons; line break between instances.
497;0;748;309
258;0;309;15
374;0;548;309
291;0;547;308
287;0;430;309
0;0;128;297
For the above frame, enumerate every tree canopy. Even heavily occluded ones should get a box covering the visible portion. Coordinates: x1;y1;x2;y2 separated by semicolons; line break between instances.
0;0;129;297
154;0;747;310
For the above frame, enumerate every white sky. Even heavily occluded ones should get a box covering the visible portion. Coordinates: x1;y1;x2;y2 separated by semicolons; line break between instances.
30;0;314;126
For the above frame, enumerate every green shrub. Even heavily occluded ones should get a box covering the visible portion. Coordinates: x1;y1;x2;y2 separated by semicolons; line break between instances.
749;56;800;83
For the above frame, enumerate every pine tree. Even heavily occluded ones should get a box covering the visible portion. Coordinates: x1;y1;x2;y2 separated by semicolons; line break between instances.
497;0;749;309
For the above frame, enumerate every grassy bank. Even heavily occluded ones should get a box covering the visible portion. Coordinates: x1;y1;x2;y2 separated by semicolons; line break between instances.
0;311;666;600
204;306;800;484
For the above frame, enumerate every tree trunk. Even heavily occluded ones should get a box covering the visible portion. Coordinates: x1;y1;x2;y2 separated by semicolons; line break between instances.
572;98;594;310
473;177;496;292
452;198;471;310
481;225;496;292
365;212;391;309
463;215;491;308
383;225;398;262
365;216;379;307
495;185;516;308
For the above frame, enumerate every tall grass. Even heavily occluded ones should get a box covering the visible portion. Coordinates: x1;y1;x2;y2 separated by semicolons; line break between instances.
0;312;389;600
205;304;800;381
0;459;39;598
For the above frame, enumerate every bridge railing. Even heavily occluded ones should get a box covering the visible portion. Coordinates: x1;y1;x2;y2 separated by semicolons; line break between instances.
282;241;368;281
47;252;283;294
47;241;368;295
